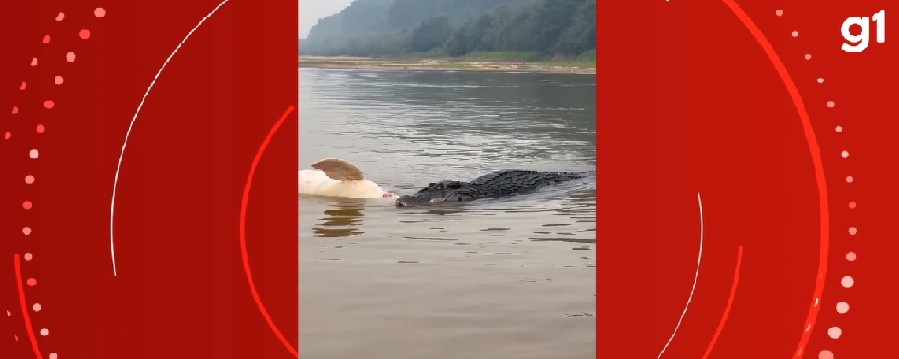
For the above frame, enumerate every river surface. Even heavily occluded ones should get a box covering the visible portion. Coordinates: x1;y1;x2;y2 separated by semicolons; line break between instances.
299;68;596;359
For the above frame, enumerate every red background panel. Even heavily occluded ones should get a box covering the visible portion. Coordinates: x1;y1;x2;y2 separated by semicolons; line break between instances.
599;1;898;358
6;0;898;358
1;1;298;358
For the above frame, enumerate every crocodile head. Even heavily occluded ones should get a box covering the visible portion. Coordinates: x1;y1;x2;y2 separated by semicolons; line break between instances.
395;180;480;207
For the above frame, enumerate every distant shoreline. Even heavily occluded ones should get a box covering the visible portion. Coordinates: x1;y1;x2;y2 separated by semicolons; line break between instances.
298;56;596;75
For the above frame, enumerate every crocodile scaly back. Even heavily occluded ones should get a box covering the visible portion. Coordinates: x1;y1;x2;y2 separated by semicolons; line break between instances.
469;170;590;198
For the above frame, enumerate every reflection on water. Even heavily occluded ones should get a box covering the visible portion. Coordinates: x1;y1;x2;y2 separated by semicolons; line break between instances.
307;197;367;238
299;68;595;359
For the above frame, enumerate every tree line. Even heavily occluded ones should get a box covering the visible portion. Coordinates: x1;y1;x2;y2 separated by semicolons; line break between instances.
300;0;595;60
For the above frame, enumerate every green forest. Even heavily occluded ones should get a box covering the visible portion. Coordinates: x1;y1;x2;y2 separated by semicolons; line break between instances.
300;0;595;62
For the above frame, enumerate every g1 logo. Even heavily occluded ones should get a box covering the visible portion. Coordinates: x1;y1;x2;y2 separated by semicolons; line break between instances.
842;10;885;53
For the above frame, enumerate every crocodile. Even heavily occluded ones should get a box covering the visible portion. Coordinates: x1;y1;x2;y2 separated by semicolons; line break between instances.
395;170;592;207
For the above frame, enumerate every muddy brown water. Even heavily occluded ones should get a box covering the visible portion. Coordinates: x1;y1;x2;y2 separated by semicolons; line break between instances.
299;68;596;359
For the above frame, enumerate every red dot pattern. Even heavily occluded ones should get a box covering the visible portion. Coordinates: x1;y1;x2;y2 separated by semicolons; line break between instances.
2;8;106;357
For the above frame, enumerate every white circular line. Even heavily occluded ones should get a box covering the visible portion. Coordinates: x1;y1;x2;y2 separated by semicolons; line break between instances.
109;0;231;277
656;192;705;358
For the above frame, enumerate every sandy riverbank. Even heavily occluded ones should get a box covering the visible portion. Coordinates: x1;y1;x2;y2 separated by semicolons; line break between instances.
299;56;595;75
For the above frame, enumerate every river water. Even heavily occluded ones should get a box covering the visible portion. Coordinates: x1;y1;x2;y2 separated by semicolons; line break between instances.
299;68;596;359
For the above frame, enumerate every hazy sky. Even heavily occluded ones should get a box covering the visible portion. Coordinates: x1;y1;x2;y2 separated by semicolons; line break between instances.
299;0;355;39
